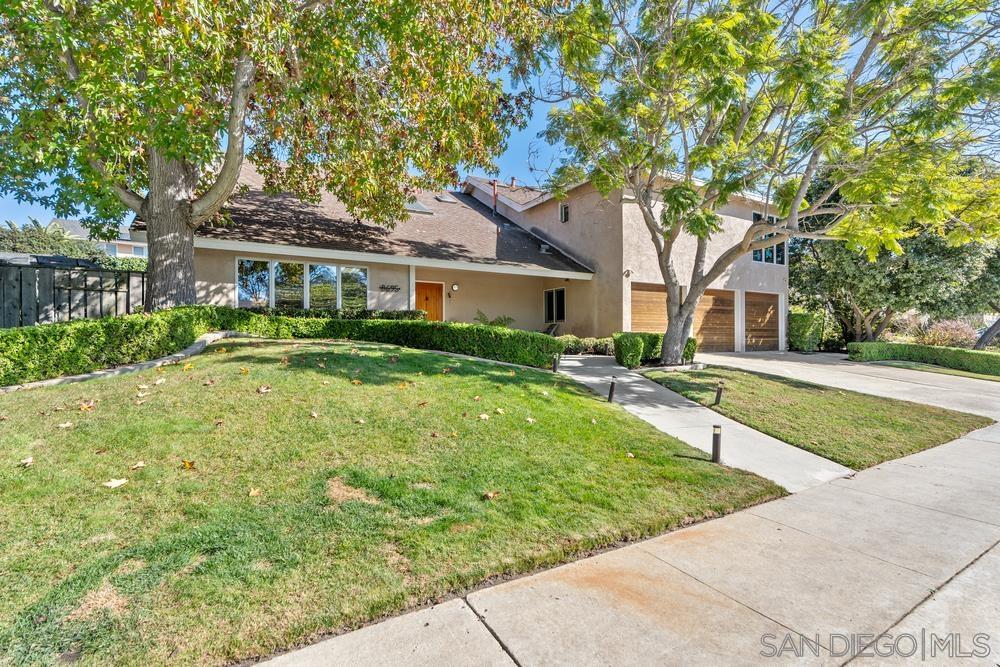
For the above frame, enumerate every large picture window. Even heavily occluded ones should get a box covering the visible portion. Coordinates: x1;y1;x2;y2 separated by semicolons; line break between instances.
237;259;270;308
544;288;566;323
237;259;368;310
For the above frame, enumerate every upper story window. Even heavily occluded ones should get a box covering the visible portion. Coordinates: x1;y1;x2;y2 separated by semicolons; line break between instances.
544;288;566;323
751;212;786;266
559;203;569;224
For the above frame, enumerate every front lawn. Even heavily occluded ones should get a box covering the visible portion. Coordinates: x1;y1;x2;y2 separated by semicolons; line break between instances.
644;367;993;469
0;340;782;665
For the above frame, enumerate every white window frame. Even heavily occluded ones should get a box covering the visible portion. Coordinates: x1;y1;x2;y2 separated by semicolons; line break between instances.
543;287;566;323
235;257;369;309
751;213;786;266
559;202;569;223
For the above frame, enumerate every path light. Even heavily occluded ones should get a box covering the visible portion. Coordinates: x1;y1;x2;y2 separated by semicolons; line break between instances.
714;380;725;406
712;425;722;464
552;354;560;373
607;376;617;403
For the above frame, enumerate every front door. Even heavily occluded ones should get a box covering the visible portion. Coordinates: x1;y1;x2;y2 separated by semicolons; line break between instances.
415;282;444;321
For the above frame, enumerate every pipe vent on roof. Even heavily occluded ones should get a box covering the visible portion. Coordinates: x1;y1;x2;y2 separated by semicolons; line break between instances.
539;243;552;254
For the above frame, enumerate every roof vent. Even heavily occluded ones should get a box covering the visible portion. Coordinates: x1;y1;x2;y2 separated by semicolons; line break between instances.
404;200;433;215
435;193;458;203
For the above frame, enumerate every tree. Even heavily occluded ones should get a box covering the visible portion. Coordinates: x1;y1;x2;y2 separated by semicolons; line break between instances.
0;219;102;258
790;234;993;342
540;0;1000;363
1;0;544;309
956;245;1000;348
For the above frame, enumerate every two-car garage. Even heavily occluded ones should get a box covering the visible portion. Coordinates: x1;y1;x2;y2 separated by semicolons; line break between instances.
629;283;780;352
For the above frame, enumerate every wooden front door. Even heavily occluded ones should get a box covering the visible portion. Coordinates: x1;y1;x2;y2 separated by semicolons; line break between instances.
415;282;444;321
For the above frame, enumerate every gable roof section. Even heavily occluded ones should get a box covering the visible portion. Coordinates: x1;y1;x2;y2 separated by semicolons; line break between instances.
132;164;592;279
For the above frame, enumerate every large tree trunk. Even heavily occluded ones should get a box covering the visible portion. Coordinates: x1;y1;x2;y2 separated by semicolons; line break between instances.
143;150;200;311
974;312;1000;350
660;294;696;365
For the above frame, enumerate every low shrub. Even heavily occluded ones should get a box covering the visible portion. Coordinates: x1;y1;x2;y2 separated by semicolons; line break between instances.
847;341;1000;377
613;332;697;368
916;320;978;348
788;311;824;352
0;306;564;386
556;335;614;355
243;306;426;321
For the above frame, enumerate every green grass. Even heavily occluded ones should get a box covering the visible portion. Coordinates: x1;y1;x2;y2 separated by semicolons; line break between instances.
644;367;993;470
0;340;782;666
873;359;1000;383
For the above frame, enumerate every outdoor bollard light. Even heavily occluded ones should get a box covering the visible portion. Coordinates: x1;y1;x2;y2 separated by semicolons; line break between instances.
712;425;722;464
552;354;560;373
608;376;617;403
714;380;725;406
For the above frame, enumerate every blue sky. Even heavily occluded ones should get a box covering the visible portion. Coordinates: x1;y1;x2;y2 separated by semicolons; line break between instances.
0;98;561;226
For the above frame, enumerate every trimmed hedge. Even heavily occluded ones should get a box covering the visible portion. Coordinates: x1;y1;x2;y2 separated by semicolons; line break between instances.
847;341;1000;377
0;306;565;386
788;311;824;352
613;331;697;368
243;306;426;320
556;334;614;355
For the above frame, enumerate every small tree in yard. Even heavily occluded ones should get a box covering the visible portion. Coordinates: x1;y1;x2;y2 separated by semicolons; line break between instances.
0;1;545;310
541;0;1000;363
790;234;994;343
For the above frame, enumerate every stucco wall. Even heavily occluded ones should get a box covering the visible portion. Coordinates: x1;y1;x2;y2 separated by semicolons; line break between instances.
413;267;552;331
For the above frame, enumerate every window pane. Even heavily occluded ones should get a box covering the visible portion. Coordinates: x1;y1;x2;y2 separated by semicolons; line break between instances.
340;267;368;310
544;290;554;322
308;264;338;310
274;262;304;309
237;260;270;308
555;289;566;321
752;248;763;262
776;242;785;265
764;245;775;263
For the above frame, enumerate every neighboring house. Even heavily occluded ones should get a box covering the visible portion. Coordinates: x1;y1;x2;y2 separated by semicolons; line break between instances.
131;165;787;352
49;218;148;258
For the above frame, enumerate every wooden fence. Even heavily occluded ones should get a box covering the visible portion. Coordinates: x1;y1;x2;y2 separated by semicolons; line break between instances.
0;264;146;328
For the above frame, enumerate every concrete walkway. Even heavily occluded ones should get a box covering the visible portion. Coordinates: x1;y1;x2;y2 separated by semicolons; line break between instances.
264;421;1000;666
698;351;1000;420
557;355;852;492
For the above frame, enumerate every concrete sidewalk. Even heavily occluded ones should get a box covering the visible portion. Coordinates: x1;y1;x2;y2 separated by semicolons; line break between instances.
263;422;1000;666
557;355;852;492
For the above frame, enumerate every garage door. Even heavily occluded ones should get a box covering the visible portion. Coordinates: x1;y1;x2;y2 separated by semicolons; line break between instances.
745;291;779;351
630;283;735;352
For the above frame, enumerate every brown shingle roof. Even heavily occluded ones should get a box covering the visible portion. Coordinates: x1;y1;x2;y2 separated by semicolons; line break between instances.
464;175;550;207
134;165;591;275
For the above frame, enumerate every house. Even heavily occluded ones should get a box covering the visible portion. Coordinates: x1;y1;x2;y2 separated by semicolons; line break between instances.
50;218;148;258
133;165;787;352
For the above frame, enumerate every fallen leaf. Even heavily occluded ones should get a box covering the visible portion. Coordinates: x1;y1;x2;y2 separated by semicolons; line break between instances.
317;362;326;369
249;487;262;497
478;413;490;421
526;417;536;424
214;419;224;428
626;452;635;459
136;392;149;398
279;356;289;365
441;367;452;374
542;391;549;397
256;385;272;395
182;363;194;371
354;418;366;425
417;400;428;407
350;348;360;355
181;460;195;470
103;479;127;489
322;380;330;386
79;400;96;412
137;384;150;390
0;415;8;421
396;382;408;389
240;367;250;375
95;448;107;455
473;395;481;401
154;378;166;385
450;431;458;437
351;379;363;386
310;411;318;419
135;399;146;406
18;456;33;468
216;347;228;354
431;431;441;438
130;461;145;470
590;418;597;425
482;491;500;500
155;367;165;374
57;422;73;429
495;408;506;415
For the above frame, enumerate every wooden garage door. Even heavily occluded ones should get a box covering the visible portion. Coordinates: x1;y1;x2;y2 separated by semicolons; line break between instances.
745;291;779;351
630;284;735;352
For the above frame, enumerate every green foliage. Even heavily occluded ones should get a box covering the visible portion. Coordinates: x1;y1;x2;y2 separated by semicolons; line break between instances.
94;256;148;272
244;307;426;321
613;332;696;368
473;310;516;328
0;307;565;386
556;335;614;355
0;220;103;260
847;342;1000;377
788;311;824;352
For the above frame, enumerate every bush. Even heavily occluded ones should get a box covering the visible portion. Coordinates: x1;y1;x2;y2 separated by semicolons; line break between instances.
916;320;978;348
613;332;697;368
243;306;426;321
0;306;564;386
847;341;1000;377
95;256;148;272
788;311;824;352
556;335;614;355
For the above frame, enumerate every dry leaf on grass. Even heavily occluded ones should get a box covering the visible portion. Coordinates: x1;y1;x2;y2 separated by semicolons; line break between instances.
482;491;500;500
78;400;96;412
203;379;215;387
103;479;127;489
310;411;318;419
18;456;33;467
590;418;597;425
526;417;536;424
478;413;490;421
473;395;481;401
322;380;330;386
431;431;441;438
249;487;262;497
130;461;145;470
181;460;195;470
256;385;272;395
57;422;73;429
354;418;366;425
495;408;505;415
239;367;250;375
136;391;150;399
351;379;363;386
137;384;149;390
416;400;428;408
626;452;635;459
182;363;194;371
154;378;166;386
135;399;146;406
396;382;408;389
214;419;224;428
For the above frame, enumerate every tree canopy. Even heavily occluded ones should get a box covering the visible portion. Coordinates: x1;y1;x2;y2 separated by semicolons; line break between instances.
538;0;999;360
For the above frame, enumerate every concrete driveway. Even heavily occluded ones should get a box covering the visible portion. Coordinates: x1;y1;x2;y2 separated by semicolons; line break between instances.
698;351;1000;419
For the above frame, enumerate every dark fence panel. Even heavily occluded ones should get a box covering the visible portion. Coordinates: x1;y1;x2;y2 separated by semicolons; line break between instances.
0;265;146;328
